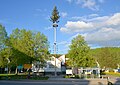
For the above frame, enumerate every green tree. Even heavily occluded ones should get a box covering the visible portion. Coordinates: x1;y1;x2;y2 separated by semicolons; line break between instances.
91;47;120;69
9;29;31;73
50;6;60;23
0;24;7;51
0;24;8;67
33;32;49;68
67;35;95;68
9;28;49;73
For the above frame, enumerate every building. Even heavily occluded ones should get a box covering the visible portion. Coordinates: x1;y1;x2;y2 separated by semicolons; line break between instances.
31;55;66;75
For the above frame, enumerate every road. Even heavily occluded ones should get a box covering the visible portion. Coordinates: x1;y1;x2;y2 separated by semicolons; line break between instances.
0;80;89;85
0;79;120;85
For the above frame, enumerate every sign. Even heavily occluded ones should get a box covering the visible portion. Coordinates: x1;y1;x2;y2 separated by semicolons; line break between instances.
66;69;72;75
24;64;32;69
5;68;8;71
17;65;23;69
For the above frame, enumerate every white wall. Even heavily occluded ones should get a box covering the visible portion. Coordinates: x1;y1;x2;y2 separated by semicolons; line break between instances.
32;55;66;72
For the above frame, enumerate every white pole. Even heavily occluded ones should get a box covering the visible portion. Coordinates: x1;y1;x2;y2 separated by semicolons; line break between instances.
53;24;57;76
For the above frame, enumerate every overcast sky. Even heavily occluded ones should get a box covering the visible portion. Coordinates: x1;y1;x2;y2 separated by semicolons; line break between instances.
0;0;120;54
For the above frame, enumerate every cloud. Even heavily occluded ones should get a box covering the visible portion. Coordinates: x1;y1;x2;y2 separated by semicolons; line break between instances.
71;13;99;21
34;8;47;17
89;14;99;17
66;0;103;11
44;26;53;30
84;28;120;47
61;12;67;18
70;33;80;39
82;0;99;11
62;12;120;47
85;28;120;42
106;13;120;26
58;41;68;45
71;16;87;21
58;40;71;48
66;0;72;3
61;13;120;33
60;21;93;33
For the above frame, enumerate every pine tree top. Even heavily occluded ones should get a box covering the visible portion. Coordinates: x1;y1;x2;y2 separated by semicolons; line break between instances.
50;6;60;23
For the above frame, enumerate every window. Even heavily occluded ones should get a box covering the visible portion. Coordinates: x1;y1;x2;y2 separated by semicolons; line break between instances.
48;63;55;68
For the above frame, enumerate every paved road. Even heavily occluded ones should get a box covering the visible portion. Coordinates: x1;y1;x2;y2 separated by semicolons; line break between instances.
0;78;120;85
0;80;89;85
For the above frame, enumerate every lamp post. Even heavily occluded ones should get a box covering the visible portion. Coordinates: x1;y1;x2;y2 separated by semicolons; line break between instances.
50;6;60;76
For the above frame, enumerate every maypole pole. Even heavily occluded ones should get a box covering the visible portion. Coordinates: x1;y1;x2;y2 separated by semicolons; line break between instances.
50;6;60;76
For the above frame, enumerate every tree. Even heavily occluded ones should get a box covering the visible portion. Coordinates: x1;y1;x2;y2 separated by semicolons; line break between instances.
33;32;49;69
0;24;7;51
67;35;95;68
0;24;8;67
9;28;49;73
50;6;60;23
91;47;120;69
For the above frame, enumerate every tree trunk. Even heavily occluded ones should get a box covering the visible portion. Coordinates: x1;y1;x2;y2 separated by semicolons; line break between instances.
15;67;18;74
9;67;11;74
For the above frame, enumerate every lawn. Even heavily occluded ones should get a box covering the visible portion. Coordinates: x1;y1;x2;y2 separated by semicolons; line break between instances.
105;72;120;77
0;73;49;80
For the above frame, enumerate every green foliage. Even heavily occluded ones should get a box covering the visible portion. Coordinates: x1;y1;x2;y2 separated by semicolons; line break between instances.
33;32;49;67
0;48;11;67
91;47;120;69
0;26;49;69
0;24;8;67
50;54;62;58
67;35;96;68
9;29;33;66
9;28;49;67
0;24;7;51
50;6;60;23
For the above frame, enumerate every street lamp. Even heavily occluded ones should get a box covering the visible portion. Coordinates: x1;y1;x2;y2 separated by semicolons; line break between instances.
50;6;60;76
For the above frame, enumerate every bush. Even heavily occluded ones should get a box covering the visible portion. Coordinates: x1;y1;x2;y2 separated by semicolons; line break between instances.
64;75;80;79
74;75;80;79
0;74;49;80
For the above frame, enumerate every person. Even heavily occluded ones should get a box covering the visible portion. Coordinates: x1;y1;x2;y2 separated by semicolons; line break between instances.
27;69;31;79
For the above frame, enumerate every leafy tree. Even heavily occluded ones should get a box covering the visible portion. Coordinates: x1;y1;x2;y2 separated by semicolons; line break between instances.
0;24;8;67
9;29;31;65
91;47;120;69
9;28;49;73
0;25;50;74
33;32;49;68
67;35;95;68
0;48;10;67
0;24;7;51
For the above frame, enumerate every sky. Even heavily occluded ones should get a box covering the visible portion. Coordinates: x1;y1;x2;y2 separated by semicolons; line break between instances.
0;0;120;54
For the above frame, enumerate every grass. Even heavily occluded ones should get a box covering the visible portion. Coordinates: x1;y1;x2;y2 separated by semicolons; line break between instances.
0;74;15;76
0;73;49;80
104;72;120;77
0;74;27;80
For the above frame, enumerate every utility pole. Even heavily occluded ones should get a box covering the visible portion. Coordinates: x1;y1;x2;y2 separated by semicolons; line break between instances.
50;6;60;76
